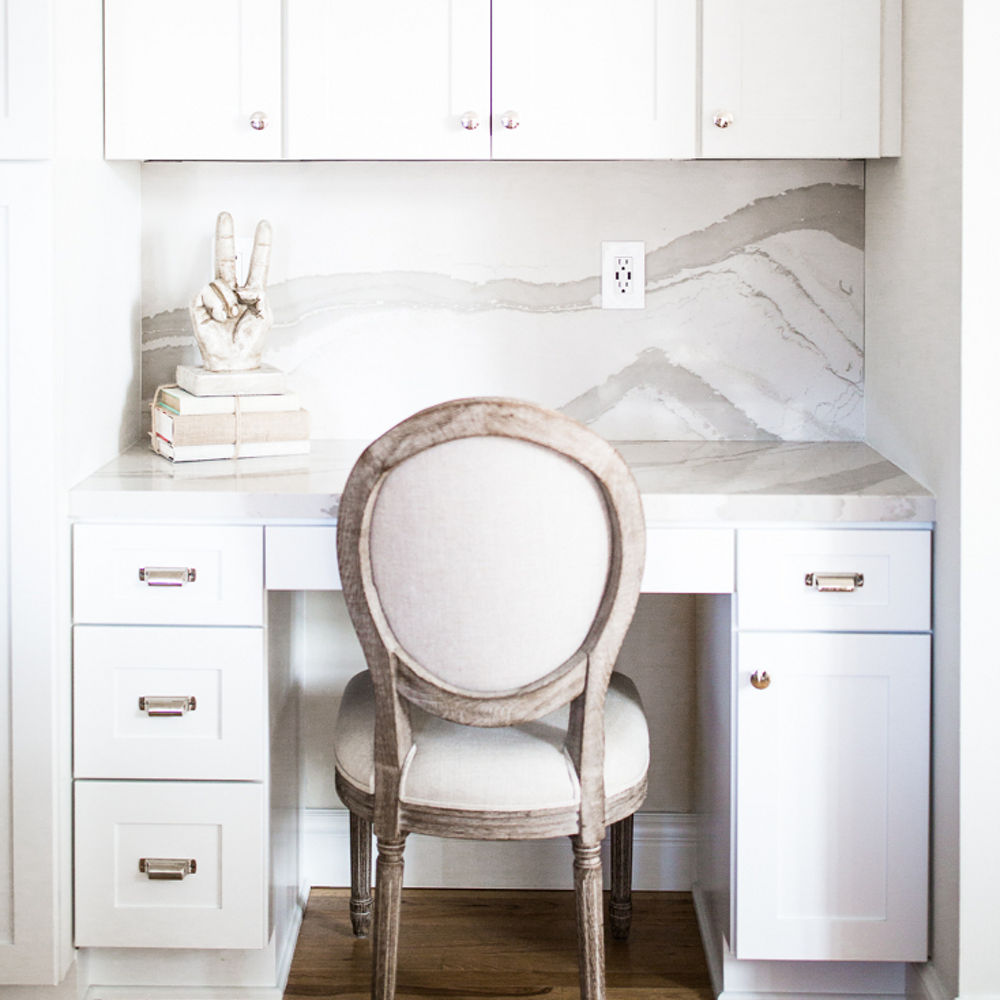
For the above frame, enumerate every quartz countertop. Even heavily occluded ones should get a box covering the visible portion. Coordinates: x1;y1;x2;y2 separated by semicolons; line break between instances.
69;440;934;525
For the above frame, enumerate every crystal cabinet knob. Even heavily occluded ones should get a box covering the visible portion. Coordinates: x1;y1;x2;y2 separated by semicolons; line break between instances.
500;110;520;130
713;111;734;129
249;111;270;131
460;111;481;131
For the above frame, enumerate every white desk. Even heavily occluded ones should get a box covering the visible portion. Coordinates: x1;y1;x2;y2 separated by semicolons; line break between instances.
68;440;933;1000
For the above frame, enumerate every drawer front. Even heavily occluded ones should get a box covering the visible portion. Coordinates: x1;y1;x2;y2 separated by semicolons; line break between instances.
737;529;930;632
266;524;340;590
74;780;266;949
74;626;265;780
642;527;734;593
73;523;263;625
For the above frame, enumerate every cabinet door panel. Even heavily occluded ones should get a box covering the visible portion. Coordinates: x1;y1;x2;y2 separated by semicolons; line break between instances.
104;0;281;160
285;0;490;159
492;0;696;159
702;0;883;158
735;632;928;960
0;0;51;158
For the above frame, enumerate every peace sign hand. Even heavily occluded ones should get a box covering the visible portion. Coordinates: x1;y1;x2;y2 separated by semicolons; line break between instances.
190;212;273;372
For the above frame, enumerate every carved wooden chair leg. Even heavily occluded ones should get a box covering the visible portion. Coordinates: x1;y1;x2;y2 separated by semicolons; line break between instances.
572;837;606;1000
609;814;635;940
349;811;373;937
372;837;406;1000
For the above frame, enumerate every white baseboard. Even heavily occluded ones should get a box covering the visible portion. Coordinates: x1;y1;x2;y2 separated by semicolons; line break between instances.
302;808;698;891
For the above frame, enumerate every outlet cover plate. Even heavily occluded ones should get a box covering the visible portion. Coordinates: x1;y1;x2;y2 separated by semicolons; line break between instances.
601;241;645;310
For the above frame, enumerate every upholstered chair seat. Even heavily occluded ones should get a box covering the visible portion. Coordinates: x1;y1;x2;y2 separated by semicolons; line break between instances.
335;670;649;818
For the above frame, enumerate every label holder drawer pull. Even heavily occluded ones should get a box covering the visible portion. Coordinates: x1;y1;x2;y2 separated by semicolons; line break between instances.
138;567;197;586
138;857;197;880
804;572;864;592
137;695;197;717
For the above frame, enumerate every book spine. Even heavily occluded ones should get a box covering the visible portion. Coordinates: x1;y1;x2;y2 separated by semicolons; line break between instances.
153;405;310;447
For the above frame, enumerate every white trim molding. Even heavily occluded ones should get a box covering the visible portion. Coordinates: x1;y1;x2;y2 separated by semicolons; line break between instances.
302;808;698;891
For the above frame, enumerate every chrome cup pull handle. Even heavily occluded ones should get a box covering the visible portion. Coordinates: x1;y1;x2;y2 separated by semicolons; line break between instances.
138;567;197;586
138;696;197;717
139;858;197;880
804;572;864;592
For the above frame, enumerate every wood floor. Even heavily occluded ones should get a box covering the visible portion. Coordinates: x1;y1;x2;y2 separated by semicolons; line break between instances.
284;889;714;999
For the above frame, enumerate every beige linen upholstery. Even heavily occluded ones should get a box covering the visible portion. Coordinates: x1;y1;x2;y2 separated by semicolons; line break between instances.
369;436;611;692
333;397;649;1000
335;670;649;814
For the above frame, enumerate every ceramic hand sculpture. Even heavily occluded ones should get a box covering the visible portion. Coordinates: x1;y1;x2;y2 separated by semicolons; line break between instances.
190;212;273;372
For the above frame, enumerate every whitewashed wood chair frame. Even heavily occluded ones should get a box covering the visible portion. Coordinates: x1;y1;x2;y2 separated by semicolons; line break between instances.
334;398;648;1000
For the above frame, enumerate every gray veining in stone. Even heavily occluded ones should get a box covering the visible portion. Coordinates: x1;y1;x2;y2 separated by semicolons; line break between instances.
70;440;932;526
139;162;864;443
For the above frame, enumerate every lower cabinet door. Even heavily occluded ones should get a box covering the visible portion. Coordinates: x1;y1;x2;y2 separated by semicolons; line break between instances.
74;780;266;949
734;632;929;961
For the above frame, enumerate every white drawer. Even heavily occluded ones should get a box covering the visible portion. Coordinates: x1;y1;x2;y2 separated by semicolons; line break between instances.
737;529;931;632
641;527;734;593
74;626;265;780
73;523;263;625
74;780;266;949
266;524;340;590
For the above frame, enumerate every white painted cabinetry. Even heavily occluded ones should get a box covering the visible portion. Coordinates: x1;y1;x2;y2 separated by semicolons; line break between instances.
0;163;64;986
71;524;270;951
702;0;900;158
103;0;281;160
735;631;929;960
727;528;930;963
0;0;51;158
284;0;491;160
490;0;695;159
104;0;899;160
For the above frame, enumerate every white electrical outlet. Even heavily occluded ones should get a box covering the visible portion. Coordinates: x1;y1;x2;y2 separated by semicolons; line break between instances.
601;241;645;309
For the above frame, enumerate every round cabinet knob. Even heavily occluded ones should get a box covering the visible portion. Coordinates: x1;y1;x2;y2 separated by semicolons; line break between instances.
249;111;270;131
713;111;734;130
460;111;481;131
500;110;520;130
750;670;771;690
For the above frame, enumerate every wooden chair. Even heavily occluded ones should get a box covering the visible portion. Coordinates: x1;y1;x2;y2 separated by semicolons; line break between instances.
333;397;649;1000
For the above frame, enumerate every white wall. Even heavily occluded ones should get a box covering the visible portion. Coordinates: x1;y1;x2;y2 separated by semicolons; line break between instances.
959;5;1000;997
864;0;962;995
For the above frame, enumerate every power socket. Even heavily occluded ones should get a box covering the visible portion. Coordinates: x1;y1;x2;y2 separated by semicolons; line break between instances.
601;241;645;309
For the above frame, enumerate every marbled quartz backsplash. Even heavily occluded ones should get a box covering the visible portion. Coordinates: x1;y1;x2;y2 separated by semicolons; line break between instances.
141;160;864;442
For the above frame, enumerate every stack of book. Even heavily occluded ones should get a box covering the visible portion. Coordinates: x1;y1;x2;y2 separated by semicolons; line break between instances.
150;384;310;462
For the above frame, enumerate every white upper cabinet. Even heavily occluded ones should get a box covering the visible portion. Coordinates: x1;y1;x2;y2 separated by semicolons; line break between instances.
103;0;900;160
285;0;491;160
701;0;900;158
492;0;696;159
0;0;51;158
104;0;281;160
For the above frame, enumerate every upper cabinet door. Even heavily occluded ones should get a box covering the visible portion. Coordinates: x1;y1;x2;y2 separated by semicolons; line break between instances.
702;0;899;158
0;0;51;159
104;0;281;160
285;0;491;160
492;0;697;159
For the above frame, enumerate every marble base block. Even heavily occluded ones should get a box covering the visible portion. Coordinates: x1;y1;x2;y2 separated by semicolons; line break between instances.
176;364;287;397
